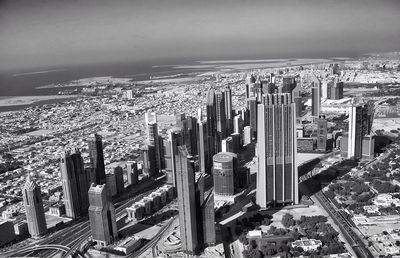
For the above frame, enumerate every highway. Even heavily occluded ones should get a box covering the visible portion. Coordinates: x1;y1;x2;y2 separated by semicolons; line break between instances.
8;176;166;258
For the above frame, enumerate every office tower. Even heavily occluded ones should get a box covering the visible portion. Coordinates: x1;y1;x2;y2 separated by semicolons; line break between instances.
233;114;243;135
201;191;216;246
362;135;375;160
164;128;183;186
145;112;161;174
213;152;238;196
294;96;302;119
215;91;227;143
88;184;117;247
23;174;47;238
316;115;328;152
88;134;106;185
60;150;90;218
106;173;117;197
0;220;15;246
345;104;372;160
206;88;218;158
175;146;198;254
224;86;233;135
158;135;165;170
86;167;95;186
114;166;124;195
142;145;156;177
197;119;210;174
311;79;321;117
321;79;334;99
256;93;298;208
248;97;257;138
127;161;138;186
282;76;296;94
254;79;263;102
243;126;252;146
331;77;344;100
230;133;241;153
221;137;233;153
246;74;256;99
187;116;198;156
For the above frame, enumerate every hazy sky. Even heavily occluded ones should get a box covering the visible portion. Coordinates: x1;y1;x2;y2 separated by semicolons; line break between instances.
0;0;399;70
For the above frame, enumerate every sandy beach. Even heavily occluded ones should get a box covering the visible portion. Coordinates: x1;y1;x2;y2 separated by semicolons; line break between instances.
0;95;78;107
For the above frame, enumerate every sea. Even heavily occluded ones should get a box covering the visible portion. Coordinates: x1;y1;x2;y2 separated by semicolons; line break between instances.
0;58;217;112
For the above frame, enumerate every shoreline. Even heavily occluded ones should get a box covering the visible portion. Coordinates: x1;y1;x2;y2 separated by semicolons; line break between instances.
0;95;79;107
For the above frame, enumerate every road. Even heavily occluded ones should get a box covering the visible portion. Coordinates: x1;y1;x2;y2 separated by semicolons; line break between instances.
129;216;177;258
7;176;166;258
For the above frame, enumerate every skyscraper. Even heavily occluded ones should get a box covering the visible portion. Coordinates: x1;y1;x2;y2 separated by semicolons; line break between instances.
114;166;124;195
164;128;183;186
145;112;161;174
256;93;298;208
345;104;372;160
60;150;90;219
126;161;138;186
175;146;198;254
224;86;233;135
206;88;218;157
248;97;258;138
311;79;321;117
23;174;47;238
213;152;238;196
88;183;117;247
215;91;227;143
316;115;328;152
88;134;106;185
201;191;216;246
197;119;209;174
142;145;157;177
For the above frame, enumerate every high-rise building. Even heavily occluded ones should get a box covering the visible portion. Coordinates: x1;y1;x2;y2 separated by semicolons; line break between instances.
23;174;47;238
206;88;218;158
175;146;198;254
281;76;296;94
233;114;243;135
201;191;216;246
344;104;372;160
142;145;157;177
60;150;90;219
331;77;344;100
213;152;238;196
127;161;138;186
243;126;252;146
145;112;161;174
311;79;321;117
197;119;209;174
224;86;233;135
114;166;124;195
88;183;117;247
215;91;227;143
88;134;106;185
106;173;117;197
164;128;183;186
256;93;298;208
316;115;328;152
362;135;375;160
247;97;258;138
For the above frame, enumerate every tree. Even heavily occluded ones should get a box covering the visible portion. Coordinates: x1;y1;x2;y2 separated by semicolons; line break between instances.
282;213;295;228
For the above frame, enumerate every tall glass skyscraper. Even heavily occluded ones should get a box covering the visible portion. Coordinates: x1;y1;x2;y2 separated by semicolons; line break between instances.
88;134;106;185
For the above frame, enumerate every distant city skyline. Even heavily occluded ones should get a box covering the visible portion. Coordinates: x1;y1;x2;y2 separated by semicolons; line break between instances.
0;0;399;71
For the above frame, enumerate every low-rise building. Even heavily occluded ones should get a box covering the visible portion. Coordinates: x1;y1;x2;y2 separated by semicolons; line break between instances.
114;237;142;254
291;237;322;252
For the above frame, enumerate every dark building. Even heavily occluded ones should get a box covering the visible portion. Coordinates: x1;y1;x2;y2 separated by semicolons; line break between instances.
23;175;47;238
187;116;198;156
281;76;296;94
197;119;210;174
145;112;161;174
294;96;303;119
164;128;183;186
247;97;258;139
88;183;117;247
215;91;227;144
114;166;124;195
256;93;298;208
60;150;90;219
142;145;157;177
88;134;106;185
316;115;328;152
127;161;138;186
206;88;218;159
213;152;238;196
331;78;344;100
175;146;198;254
311;80;320;117
201;191;216;246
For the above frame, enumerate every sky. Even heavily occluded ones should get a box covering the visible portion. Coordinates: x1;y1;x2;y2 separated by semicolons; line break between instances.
0;0;399;71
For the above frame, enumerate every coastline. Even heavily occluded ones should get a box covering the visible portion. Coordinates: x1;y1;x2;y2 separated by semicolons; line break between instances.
0;95;79;107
